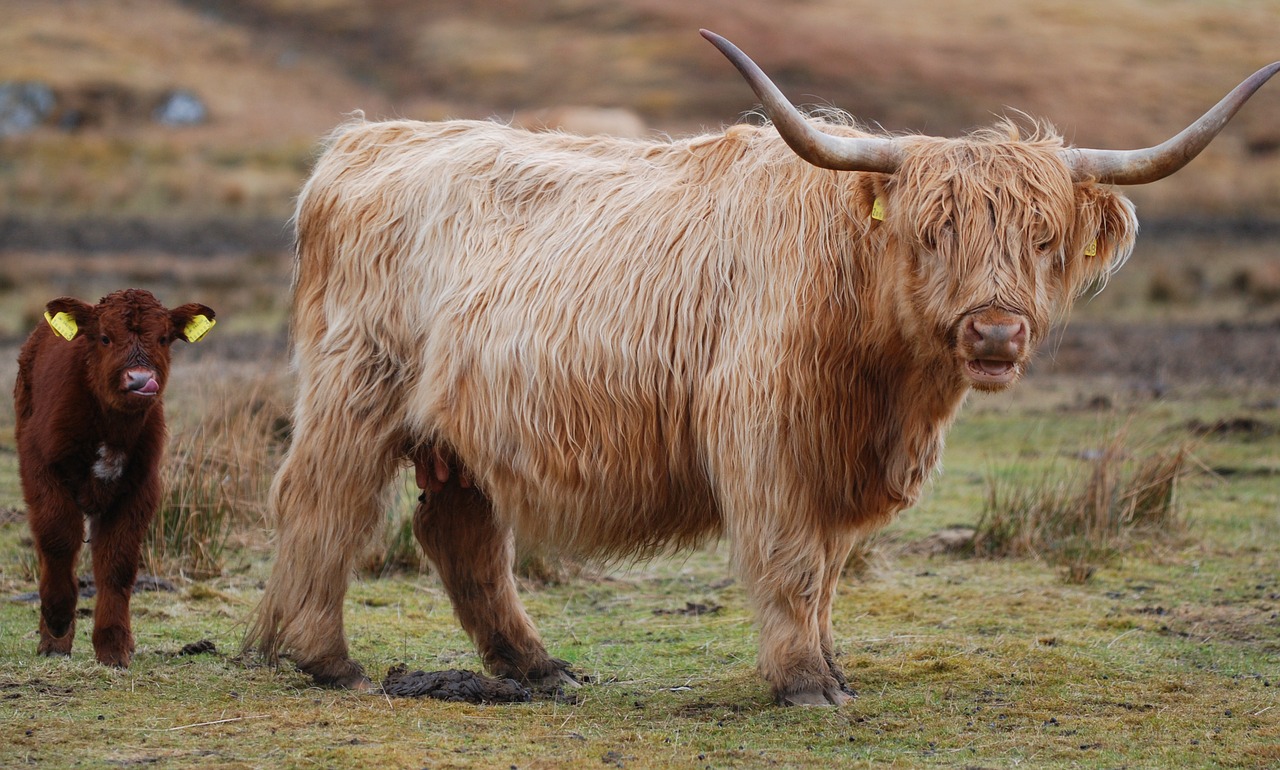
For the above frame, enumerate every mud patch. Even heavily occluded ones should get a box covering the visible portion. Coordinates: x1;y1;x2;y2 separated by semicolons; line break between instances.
1186;416;1275;438
654;601;723;617
170;639;217;657
1150;604;1279;649
903;526;977;556
0;678;75;697
10;574;176;603
381;664;531;704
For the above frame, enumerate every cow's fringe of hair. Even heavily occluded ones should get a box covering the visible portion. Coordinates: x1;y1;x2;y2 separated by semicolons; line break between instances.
245;114;1138;686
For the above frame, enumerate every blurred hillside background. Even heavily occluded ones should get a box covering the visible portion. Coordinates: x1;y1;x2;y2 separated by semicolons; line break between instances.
1;0;1279;342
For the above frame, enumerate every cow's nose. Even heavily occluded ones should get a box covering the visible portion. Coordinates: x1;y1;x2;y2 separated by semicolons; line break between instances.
964;316;1027;359
123;369;159;394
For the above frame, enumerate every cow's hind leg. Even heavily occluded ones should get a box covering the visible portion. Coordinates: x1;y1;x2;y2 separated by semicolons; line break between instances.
246;390;404;689
413;482;575;690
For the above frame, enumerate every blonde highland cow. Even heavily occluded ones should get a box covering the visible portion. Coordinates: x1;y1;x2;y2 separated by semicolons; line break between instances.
247;32;1279;705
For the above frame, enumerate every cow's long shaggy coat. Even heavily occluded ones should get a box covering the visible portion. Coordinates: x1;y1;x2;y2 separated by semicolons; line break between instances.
246;115;1138;704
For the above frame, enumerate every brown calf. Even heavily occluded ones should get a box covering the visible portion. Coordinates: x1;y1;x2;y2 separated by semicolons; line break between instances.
14;289;214;667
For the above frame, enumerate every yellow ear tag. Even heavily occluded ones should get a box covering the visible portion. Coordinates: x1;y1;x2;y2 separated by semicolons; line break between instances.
183;314;215;342
870;197;886;222
44;311;79;341
1084;240;1098;257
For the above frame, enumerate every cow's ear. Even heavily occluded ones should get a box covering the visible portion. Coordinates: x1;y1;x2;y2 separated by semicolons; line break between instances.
170;303;217;343
1077;186;1137;268
1071;185;1138;289
43;297;94;341
852;174;889;228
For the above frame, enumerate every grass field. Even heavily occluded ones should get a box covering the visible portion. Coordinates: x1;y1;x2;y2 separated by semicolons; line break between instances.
0;317;1277;767
2;2;1279;767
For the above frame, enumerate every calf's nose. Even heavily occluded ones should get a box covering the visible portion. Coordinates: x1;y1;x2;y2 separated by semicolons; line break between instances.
123;368;159;394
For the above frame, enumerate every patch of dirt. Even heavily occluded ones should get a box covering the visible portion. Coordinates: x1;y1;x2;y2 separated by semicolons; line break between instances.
0;678;75;697
1033;320;1280;385
1186;417;1276;438
0;505;25;525
653;601;723;616
380;664;531;704
9;574;176;603
1149;604;1280;648
904;526;977;556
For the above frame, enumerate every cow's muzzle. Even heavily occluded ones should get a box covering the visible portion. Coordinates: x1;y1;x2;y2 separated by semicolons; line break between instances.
957;309;1029;390
122;367;160;396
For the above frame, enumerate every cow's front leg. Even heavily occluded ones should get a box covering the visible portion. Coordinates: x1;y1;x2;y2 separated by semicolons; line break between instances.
88;503;151;667
733;522;852;707
817;531;860;698
30;493;85;657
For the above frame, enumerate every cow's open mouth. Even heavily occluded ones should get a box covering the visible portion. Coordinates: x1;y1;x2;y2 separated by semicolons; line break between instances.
965;358;1018;386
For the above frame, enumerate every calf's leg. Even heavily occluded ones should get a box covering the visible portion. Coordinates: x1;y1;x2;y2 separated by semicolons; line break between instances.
30;502;84;657
413;482;574;689
87;502;153;667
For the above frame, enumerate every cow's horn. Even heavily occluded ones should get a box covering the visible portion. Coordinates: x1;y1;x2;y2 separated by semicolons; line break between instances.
701;30;903;174
1065;61;1280;185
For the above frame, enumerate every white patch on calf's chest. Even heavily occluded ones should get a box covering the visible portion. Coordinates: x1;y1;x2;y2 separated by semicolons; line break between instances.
93;444;127;482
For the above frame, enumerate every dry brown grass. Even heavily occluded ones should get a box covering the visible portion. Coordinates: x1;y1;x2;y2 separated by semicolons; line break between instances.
974;428;1195;582
147;369;291;578
3;0;1279;219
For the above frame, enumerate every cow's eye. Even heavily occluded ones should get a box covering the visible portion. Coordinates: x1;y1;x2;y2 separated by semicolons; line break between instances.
100;335;111;346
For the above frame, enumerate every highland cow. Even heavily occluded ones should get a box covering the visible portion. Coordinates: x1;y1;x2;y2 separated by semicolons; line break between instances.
15;289;214;667
247;32;1279;704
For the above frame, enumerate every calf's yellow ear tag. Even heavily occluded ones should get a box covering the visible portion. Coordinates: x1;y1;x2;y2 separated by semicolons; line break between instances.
870;197;886;222
1084;240;1098;257
44;311;79;341
183;314;215;342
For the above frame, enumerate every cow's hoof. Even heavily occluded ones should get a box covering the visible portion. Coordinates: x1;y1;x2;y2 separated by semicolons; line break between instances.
95;648;132;668
777;683;856;707
521;659;582;696
303;657;373;691
529;667;581;691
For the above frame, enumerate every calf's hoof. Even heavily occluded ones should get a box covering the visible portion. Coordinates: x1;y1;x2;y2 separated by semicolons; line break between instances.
95;647;133;668
38;621;76;657
93;627;135;668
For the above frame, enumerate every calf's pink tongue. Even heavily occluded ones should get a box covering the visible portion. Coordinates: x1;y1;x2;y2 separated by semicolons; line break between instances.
139;378;160;395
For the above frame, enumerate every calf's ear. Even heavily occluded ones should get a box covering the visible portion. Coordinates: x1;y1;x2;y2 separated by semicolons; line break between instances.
170;303;217;343
43;297;95;341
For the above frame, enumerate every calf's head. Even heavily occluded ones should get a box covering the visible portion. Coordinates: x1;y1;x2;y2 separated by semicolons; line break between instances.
703;30;1279;392
43;289;215;411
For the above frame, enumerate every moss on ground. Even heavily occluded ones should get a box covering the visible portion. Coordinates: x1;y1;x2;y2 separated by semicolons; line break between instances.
1;382;1277;768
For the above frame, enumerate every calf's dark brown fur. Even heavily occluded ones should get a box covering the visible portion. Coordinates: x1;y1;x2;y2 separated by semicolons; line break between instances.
14;289;214;667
